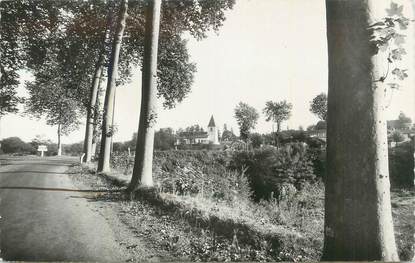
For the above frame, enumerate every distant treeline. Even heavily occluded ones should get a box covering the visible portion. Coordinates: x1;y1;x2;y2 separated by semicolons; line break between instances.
0;137;83;156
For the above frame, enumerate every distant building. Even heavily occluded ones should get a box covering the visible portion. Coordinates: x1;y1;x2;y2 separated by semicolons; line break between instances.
387;118;414;147
207;116;219;145
176;115;220;145
387;120;412;131
305;120;327;141
307;129;326;141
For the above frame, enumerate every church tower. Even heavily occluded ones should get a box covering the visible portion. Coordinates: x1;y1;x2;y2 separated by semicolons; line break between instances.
207;115;219;145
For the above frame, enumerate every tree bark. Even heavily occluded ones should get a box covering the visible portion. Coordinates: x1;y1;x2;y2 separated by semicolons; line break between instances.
411;0;415;190
83;57;104;162
128;0;162;191
83;9;112;163
91;71;104;159
97;0;128;173
57;123;62;156
323;0;398;260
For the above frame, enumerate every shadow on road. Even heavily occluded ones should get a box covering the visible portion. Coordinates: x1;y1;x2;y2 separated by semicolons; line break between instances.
70;190;128;203
0;171;77;175
0;186;123;193
0;162;76;166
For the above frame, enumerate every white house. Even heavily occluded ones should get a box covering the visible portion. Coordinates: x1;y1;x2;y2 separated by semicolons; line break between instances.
176;115;220;145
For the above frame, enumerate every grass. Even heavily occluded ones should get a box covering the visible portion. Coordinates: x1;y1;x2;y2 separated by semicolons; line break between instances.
77;161;414;261
129;181;413;261
391;189;415;260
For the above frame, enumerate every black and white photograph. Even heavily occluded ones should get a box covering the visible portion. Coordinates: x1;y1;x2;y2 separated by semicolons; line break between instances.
0;0;414;261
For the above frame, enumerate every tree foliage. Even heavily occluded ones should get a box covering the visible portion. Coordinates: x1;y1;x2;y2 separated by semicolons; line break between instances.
0;86;21;116
263;100;293;132
310;93;327;121
234;102;259;142
25;68;82;135
389;130;405;143
154;128;176;150
121;0;235;108
222;128;237;142
0;0;79;114
0;137;34;154
398;111;412;128
368;1;411;88
2;0;236;132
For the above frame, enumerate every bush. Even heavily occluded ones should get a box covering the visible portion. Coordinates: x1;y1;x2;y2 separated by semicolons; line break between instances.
64;142;84;156
1;137;35;154
110;150;252;203
111;145;320;202
389;141;414;189
110;151;134;174
153;150;252;203
229;143;316;201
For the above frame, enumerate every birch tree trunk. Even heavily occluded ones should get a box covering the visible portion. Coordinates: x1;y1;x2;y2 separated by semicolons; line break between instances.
128;0;162;191
323;0;398;260
83;57;104;162
57;123;62;156
97;0;128;173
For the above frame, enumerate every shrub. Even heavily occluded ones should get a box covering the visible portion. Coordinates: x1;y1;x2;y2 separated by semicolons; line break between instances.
110;150;252;203
229;143;316;201
153;150;252;203
249;133;263;148
110;151;134;174
389;141;414;189
1;137;35;154
64;142;84;156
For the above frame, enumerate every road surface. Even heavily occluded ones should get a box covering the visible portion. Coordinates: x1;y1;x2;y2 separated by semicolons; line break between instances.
0;156;127;261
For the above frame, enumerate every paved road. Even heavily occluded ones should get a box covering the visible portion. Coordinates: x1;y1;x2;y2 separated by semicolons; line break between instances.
0;156;127;261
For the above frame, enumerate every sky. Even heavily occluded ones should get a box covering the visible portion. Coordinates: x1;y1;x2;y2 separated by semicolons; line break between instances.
1;0;414;144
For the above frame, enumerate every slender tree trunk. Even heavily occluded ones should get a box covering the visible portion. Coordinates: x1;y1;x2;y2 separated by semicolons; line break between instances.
83;57;104;162
97;0;128;173
57;123;62;156
83;9;112;163
323;0;398;260
110;85;117;154
128;0;162;191
91;71;104;159
411;0;415;189
0;115;3;156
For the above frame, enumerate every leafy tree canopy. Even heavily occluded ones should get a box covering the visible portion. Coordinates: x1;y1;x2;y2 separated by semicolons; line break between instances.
263;100;292;131
1;137;34;154
3;0;235;114
234;102;259;142
25;66;83;135
398;111;412;125
310;93;327;121
154;128;176;150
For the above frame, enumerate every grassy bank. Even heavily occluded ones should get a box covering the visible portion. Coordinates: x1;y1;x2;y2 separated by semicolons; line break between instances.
83;145;414;261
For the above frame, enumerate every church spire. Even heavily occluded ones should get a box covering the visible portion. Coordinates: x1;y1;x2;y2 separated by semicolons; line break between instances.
208;115;216;127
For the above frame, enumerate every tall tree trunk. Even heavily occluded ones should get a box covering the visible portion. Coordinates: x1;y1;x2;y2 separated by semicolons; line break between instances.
83;57;104;162
411;0;415;190
128;0;162;191
91;71;104;159
97;0;128;173
57;123;62;156
323;0;398;260
83;9;112;163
